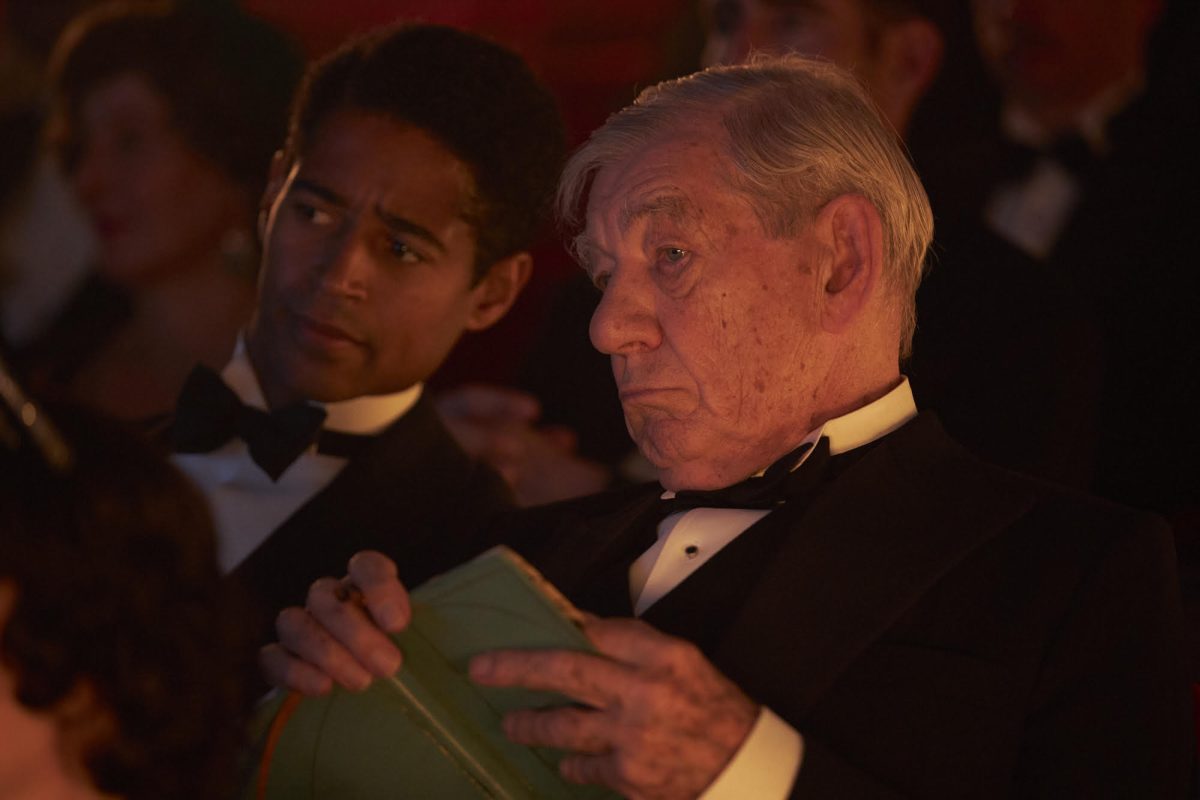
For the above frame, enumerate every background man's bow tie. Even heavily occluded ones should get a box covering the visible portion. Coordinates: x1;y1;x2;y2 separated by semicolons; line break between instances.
171;365;331;481
997;133;1101;183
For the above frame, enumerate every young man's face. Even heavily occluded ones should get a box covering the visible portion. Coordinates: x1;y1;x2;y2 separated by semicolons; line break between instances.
247;110;504;407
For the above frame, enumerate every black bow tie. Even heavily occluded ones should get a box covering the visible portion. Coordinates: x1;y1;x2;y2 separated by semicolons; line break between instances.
171;365;348;481
997;133;1100;184
664;436;831;514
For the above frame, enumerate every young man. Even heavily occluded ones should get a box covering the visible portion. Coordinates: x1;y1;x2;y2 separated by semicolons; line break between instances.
170;24;565;633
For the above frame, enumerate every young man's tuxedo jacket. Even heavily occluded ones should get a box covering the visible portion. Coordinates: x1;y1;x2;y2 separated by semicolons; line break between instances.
173;394;513;643
492;412;1193;798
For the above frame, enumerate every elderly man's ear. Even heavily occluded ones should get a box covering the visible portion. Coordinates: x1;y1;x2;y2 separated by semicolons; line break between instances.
464;251;532;331
813;193;885;335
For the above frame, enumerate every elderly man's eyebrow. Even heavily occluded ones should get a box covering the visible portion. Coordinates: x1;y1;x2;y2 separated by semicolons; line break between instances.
618;194;696;233
572;194;697;274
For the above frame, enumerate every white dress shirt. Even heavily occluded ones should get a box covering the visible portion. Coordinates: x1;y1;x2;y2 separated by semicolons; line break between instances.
642;378;918;799
172;339;421;573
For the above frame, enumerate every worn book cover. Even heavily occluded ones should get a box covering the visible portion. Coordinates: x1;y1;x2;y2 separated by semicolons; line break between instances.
249;546;619;799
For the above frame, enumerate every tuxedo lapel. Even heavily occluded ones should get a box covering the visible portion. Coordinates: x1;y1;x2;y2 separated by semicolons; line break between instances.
525;486;663;618
640;499;804;653
232;395;508;616
713;414;1038;717
279;395;458;540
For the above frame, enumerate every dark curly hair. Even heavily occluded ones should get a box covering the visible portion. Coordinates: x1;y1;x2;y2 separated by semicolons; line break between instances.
0;407;255;800
285;23;567;279
47;0;302;194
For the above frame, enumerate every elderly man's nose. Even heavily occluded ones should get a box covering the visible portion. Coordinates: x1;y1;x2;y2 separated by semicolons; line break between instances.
589;270;661;355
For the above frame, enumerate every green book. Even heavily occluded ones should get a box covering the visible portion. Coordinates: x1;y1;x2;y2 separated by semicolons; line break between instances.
248;546;619;799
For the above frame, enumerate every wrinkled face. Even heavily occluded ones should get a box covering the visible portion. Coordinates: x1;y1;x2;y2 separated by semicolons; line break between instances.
247;110;487;406
972;0;1159;111
582;128;830;491
68;72;246;285
702;0;875;69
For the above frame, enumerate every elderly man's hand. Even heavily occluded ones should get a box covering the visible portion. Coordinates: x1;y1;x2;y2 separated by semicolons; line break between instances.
258;551;409;695
470;617;758;800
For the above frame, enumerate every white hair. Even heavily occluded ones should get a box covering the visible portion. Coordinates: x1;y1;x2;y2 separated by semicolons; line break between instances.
557;55;933;356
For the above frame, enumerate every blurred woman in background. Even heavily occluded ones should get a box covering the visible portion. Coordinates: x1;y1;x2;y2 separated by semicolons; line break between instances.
0;356;255;799
15;0;300;419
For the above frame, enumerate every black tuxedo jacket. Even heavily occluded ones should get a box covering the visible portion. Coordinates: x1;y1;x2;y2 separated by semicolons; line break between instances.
218;395;512;641
921;91;1200;519
494;414;1193;798
908;221;1102;489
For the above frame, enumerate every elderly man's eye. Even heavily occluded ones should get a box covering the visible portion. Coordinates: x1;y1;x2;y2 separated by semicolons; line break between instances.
591;271;611;292
658;247;692;269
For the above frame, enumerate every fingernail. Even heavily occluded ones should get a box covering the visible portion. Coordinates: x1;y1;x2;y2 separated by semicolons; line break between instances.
370;647;401;677
376;601;408;631
346;670;373;692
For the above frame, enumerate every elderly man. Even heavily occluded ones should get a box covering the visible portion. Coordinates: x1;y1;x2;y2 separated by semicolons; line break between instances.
455;0;1104;507
262;57;1191;798
695;0;1102;489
